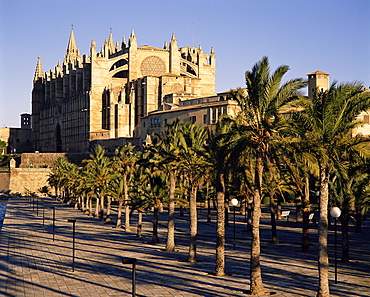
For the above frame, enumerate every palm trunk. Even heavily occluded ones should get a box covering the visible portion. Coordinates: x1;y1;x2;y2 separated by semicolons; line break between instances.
94;196;100;218
152;203;160;243
165;170;176;252
123;173;131;232
215;172;226;276
250;155;265;295
105;196;111;223
206;182;212;223
188;184;198;263
277;197;282;220
269;193;278;244
317;166;330;297
302;176;310;252
354;206;362;233
341;211;350;262
81;194;85;212
137;210;143;237
99;195;105;220
116;199;124;228
88;195;93;216
75;196;79;209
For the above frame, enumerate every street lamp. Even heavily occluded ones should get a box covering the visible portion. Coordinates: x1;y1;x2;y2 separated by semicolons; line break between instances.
330;206;341;284
230;198;239;250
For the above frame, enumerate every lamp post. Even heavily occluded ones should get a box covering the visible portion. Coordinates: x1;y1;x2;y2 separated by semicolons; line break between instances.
67;219;76;272
330;206;341;284
230;198;239;250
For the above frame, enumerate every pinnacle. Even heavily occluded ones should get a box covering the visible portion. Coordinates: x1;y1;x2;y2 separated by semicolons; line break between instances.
33;56;43;82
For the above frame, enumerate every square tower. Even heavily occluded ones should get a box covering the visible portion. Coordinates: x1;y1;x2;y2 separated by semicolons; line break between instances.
307;71;330;99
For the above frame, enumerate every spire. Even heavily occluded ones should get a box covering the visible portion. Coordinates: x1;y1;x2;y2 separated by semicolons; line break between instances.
108;28;115;53
33;56;43;82
90;38;97;57
163;40;168;49
209;46;215;66
121;36;127;49
129;29;137;48
55;60;62;77
170;32;178;50
64;27;80;64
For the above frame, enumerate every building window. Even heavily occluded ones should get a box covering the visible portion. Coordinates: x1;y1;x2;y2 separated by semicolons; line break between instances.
191;116;196;124
203;114;207;124
364;114;370;124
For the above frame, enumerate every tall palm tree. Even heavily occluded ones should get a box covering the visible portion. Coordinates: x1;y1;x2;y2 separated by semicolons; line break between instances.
156;119;183;252
289;83;370;297
179;122;210;263
230;56;306;295
114;143;137;231
209;115;237;276
83;145;113;220
138;145;167;243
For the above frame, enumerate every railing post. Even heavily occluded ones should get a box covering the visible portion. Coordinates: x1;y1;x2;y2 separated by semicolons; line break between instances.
67;219;76;272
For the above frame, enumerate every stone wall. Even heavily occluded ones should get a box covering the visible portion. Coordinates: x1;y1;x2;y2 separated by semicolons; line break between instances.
0;168;51;195
19;152;90;168
0;170;10;194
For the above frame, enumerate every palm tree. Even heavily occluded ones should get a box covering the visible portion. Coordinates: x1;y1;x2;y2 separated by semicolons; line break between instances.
230;56;306;295
209;115;237;275
289;83;370;297
48;157;76;201
137;145;167;243
83;145;113;220
330;159;370;262
114;143;137;231
155;119;183;252
179;122;210;262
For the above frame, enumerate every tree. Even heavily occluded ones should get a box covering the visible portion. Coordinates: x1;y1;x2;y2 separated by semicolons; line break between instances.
289;83;370;297
114;143;137;230
83;145;113;220
155;119;183;252
179;122;210;262
209;116;237;276
230;56;306;295
138;145;167;243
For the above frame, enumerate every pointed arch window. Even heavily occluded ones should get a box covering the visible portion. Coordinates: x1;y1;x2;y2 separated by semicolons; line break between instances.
102;89;110;130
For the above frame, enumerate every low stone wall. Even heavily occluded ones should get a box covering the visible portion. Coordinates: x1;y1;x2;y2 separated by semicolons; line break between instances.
0;170;10;194
19;153;90;168
5;168;51;195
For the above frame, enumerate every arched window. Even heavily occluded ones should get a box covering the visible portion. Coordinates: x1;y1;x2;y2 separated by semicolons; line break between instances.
109;59;128;71
102;89;110;130
113;70;128;78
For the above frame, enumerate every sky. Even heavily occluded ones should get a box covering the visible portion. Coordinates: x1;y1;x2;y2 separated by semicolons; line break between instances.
0;0;369;127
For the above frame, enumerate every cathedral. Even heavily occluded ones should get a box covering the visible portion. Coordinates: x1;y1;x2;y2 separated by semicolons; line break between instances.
32;29;216;152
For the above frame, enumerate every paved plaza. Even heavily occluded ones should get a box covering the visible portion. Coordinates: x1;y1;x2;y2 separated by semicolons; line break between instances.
0;196;369;296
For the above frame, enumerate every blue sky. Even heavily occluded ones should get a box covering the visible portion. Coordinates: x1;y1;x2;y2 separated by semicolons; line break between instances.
0;0;369;127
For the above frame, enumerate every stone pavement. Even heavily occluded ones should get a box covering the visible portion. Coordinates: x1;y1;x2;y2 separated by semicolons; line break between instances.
0;196;369;297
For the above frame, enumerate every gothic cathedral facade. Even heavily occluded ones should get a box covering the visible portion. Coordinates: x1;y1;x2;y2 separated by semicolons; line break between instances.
32;29;216;152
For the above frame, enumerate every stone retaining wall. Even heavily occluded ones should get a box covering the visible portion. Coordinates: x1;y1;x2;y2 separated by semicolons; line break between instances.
0;168;51;195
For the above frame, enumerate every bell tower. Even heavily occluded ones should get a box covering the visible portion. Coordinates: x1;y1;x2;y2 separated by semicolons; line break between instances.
307;70;330;99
